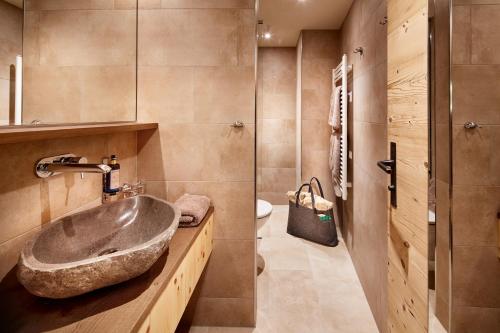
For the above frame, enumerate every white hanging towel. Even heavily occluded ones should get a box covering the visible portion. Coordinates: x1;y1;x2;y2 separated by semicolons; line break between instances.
328;85;342;131
330;132;342;197
329;84;343;198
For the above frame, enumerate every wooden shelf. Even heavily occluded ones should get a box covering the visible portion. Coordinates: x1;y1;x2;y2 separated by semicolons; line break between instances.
0;122;158;145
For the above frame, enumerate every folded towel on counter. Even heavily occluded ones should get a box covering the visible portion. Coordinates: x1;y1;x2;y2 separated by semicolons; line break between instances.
328;85;342;131
286;191;334;211
174;194;211;227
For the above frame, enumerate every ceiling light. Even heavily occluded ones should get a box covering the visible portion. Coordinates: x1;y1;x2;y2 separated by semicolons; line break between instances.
264;32;272;40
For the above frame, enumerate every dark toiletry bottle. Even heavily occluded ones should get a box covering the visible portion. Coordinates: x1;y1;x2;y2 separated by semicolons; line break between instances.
104;155;120;194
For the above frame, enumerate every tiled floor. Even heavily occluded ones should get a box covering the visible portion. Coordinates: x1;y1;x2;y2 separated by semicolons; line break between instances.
190;205;379;333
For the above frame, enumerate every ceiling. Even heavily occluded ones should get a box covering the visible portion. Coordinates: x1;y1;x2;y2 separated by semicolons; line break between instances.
4;0;23;8
257;0;353;47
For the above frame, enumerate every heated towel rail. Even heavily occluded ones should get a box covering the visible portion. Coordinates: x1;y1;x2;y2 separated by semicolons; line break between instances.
333;54;352;201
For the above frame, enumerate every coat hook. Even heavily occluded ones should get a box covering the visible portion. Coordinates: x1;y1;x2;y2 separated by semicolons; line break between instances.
353;47;364;56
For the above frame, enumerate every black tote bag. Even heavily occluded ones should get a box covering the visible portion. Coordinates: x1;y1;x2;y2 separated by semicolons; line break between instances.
287;177;339;247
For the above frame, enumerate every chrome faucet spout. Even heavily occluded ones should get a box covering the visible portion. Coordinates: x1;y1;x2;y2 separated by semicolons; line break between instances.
44;163;112;174
35;154;111;178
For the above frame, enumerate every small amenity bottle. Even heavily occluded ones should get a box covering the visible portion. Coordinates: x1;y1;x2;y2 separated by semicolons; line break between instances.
104;155;120;193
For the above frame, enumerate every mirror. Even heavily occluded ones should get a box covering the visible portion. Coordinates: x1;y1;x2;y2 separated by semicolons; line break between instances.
0;0;138;127
0;0;22;125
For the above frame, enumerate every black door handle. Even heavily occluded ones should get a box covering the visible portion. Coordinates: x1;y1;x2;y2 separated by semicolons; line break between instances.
377;160;395;174
377;142;397;208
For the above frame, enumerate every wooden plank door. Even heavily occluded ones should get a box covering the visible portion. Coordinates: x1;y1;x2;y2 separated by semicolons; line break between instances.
387;0;429;332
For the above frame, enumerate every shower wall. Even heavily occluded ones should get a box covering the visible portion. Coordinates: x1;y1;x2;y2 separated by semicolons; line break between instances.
257;47;297;204
299;30;340;201
339;0;388;331
450;2;500;331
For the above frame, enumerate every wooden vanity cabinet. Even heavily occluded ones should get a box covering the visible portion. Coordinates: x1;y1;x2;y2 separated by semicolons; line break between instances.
141;215;214;333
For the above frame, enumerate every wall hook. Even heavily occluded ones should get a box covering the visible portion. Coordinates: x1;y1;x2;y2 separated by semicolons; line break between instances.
379;16;388;25
353;47;364;56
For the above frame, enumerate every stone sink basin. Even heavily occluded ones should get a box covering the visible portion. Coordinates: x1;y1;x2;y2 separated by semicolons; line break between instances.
17;195;180;299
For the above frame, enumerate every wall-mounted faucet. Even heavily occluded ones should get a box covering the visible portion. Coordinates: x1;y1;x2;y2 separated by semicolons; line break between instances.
35;154;111;178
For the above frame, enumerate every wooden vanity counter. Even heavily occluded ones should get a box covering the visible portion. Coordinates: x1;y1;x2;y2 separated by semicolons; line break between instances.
0;207;214;333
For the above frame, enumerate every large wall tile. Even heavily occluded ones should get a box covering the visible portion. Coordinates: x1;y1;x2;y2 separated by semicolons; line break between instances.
189;297;255;326
160;0;253;9
301;148;334;201
38;9;136;66
262;92;296;120
197;239;255;298
352;63;387;124
452;185;500;247
80;66;136;122
161;124;254;182
26;0;114;11
452;65;500;125
139;9;239;66
137;129;168;181
262;48;296;96
353;122;387;181
302;119;331;151
138;66;195;124
261;119;295;145
261;143;295;168
23;66;82;123
452;305;500;333
237;9;256;66
452;5;471;65
260;168;295;193
193;66;255;124
452;246;500;308
452;125;500;186
166;181;255;240
302;30;340;61
471;5;500;64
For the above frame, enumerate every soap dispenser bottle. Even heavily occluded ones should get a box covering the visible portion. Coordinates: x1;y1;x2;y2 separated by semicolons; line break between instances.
104;155;120;194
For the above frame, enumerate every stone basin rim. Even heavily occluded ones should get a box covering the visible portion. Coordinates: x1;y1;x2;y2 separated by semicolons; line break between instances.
20;194;181;272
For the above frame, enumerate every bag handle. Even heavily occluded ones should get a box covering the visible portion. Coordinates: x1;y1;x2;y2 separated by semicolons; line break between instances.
309;177;325;198
295;183;311;208
295;183;318;214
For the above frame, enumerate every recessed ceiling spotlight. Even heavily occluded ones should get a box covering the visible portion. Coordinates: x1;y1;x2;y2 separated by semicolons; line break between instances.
264;32;272;40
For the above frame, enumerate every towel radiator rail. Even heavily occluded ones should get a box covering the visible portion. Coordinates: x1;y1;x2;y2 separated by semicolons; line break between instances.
332;54;352;201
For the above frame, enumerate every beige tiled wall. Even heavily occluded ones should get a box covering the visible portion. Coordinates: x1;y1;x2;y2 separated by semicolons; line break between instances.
0;1;22;124
339;1;388;332
299;30;340;202
136;0;256;326
257;47;296;204
0;132;137;281
22;0;137;124
451;2;500;331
